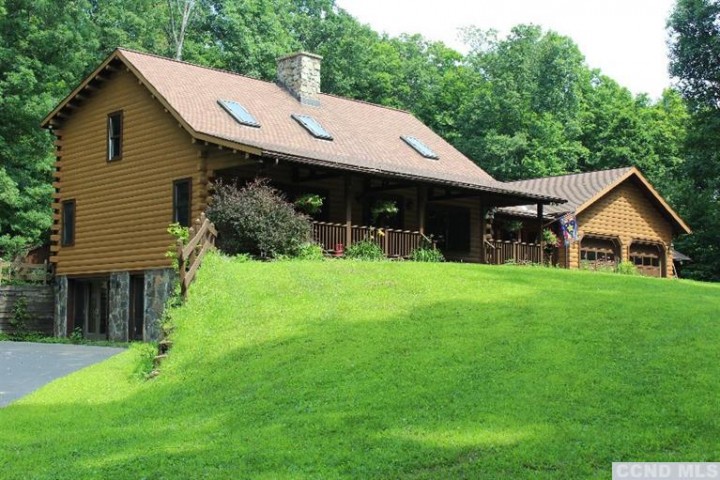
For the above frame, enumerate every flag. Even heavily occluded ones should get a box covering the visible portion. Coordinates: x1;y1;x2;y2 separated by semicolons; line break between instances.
559;213;578;246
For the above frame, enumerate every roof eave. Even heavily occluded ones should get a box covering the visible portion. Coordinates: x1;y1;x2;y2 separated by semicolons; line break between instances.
41;49;124;128
262;148;566;204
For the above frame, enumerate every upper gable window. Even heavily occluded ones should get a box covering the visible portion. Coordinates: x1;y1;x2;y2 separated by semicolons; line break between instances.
107;111;123;161
401;135;439;160
291;114;333;141
218;100;260;128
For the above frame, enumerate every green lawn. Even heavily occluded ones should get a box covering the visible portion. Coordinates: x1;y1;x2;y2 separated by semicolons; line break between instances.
2;255;719;479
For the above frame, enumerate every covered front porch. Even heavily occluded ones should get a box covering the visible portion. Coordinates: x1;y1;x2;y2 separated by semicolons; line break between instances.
207;152;561;263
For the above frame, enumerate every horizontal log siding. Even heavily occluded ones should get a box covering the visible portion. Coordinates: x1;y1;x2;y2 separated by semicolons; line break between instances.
53;70;201;275
576;179;674;277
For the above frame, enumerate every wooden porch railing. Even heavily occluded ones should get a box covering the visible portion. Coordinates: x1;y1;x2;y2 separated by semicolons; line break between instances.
485;239;543;265
177;213;217;300
312;221;428;258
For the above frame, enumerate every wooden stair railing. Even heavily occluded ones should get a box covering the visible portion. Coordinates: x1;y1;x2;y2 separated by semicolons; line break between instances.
176;213;217;300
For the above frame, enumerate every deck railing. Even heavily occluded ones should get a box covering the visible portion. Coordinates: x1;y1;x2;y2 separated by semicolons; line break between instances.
177;213;217;300
312;221;428;258
485;239;543;265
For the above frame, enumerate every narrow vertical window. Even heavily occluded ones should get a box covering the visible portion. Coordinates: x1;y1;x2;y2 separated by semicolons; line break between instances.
62;200;75;246
107;111;123;161
173;179;191;227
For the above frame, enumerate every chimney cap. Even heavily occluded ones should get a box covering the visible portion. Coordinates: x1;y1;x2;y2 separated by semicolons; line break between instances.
276;51;323;62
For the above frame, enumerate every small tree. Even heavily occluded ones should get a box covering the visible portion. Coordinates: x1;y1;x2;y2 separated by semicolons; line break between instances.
207;179;312;259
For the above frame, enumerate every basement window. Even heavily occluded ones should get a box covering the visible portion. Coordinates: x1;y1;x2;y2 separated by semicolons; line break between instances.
218;99;260;128
61;199;75;246
401;135;439;160
107;111;123;161
291;114;333;141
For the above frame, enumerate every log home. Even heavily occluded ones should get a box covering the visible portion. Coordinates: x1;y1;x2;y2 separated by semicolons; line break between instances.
42;48;564;341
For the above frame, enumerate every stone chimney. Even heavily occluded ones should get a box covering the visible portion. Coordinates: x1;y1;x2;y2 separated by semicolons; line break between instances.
276;52;323;106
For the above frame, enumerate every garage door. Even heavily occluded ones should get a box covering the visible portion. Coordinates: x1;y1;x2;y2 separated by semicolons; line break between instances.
580;237;618;271
630;244;663;277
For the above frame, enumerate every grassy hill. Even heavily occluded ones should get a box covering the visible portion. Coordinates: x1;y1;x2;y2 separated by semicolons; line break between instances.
2;254;719;479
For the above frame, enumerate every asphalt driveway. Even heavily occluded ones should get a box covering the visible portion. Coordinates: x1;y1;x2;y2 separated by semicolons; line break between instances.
0;341;126;407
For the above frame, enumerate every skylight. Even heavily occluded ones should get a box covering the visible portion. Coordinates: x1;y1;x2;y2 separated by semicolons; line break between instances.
292;114;333;141
218;99;260;128
401;135;439;160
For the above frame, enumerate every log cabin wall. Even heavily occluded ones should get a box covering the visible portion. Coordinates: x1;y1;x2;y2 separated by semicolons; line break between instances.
52;68;202;276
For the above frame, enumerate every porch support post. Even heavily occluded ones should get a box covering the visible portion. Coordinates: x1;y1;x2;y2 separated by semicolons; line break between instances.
344;175;352;247
479;199;487;264
537;203;544;265
417;185;427;235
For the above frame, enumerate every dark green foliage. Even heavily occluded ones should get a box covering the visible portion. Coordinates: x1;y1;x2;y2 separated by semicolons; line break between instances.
668;0;720;281
206;179;311;259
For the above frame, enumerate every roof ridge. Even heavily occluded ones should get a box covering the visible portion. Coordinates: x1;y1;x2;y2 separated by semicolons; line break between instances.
116;47;276;86
117;47;415;116
506;166;634;184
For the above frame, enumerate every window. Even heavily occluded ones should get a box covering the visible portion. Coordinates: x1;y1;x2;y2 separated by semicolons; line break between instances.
291;114;333;140
401;135;439;160
173;179;191;227
218;100;260;127
107;111;123;161
61;200;75;246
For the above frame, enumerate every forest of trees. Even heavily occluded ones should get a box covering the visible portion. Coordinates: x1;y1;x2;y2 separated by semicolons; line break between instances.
0;0;717;280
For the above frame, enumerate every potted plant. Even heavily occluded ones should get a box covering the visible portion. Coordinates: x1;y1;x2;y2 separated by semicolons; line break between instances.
294;193;324;216
370;199;399;226
504;219;524;241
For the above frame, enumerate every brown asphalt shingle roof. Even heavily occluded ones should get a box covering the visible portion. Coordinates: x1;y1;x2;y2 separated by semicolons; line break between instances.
500;167;633;216
42;48;564;203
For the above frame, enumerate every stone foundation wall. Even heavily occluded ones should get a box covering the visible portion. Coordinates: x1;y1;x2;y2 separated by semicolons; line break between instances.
144;268;176;341
108;271;129;342
0;285;54;335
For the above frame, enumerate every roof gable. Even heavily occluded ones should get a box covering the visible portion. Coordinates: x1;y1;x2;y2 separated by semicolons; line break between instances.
42;48;564;204
501;167;691;235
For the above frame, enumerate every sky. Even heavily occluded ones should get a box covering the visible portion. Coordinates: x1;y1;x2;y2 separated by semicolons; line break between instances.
335;0;676;99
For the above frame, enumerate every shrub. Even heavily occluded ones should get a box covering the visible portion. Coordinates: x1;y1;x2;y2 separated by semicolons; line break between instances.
295;243;325;260
207;179;312;259
410;247;445;262
346;239;384;260
617;260;639;275
165;223;190;270
9;296;30;339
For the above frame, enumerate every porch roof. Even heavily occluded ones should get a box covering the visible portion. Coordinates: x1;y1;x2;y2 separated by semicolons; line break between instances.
42;48;565;206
